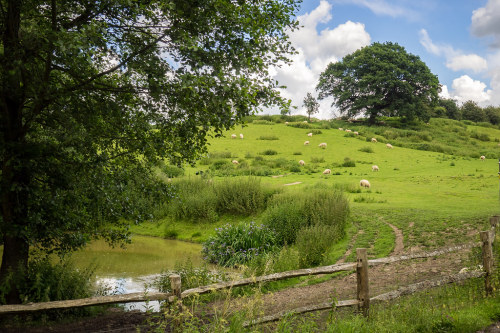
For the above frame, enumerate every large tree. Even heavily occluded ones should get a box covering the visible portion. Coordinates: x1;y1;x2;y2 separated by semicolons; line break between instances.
316;42;440;124
0;0;299;303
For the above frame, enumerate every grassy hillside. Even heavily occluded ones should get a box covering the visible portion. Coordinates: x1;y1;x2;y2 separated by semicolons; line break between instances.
134;116;500;260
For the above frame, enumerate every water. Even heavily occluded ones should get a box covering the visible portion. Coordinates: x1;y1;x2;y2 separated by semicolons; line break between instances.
71;235;205;311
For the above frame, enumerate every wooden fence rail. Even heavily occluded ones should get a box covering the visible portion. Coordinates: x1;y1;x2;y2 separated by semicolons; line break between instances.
0;216;497;322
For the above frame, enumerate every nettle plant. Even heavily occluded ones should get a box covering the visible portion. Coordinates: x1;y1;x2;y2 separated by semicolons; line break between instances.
202;222;278;267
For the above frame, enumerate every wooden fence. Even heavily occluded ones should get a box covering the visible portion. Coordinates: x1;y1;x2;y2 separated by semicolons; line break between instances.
0;216;497;328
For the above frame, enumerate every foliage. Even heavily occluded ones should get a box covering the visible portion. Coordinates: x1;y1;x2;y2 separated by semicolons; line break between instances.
153;259;226;293
359;146;374;153
161;164;185;178
263;187;349;245
438;98;461;120
0;256;94;306
202;222;278;267
261;149;278;155
317;42;440;123
168;178;219;223
303;92;320;121
257;135;280;140
244;246;300;276
296;225;336;267
0;0;300;302
462;100;487;123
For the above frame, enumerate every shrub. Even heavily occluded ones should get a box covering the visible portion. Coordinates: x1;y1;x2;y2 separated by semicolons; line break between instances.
310;129;323;135
202;222;278;267
252;119;274;125
168;178;218;222
293;151;302;155
154;259;226;293
359;146;374;153
258;135;279;140
261;149;278;155
214;177;276;215
162;164;185;177
342;157;356;167
296;225;336;267
244;246;299;276
310;156;325;163
289;122;313;129
263;187;349;245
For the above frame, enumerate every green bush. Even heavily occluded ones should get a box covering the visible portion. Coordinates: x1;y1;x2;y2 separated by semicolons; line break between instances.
257;135;279;140
0;256;95;308
342;157;356;167
162;164;185;177
310;129;322;135
359;146;374;153
168;178;218;222
261;149;278;155
310;156;325;163
202;222;278;267
153;259;226;293
296;225;336;267
244;246;299;276
263;187;349;245
214;177;276;215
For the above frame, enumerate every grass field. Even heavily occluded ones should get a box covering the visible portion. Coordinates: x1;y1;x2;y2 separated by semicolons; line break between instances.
134;116;500;261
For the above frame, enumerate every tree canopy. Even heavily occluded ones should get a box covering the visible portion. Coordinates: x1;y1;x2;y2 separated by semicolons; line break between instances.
316;42;440;123
0;0;300;303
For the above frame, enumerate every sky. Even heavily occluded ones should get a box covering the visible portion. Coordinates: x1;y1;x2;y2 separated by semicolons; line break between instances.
270;0;500;119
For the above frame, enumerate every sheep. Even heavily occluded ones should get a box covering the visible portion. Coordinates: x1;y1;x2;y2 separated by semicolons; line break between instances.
323;169;331;174
285;121;289;125
232;160;239;165
360;179;371;188
299;160;305;166
372;165;379;172
318;142;327;149
371;138;377;143
231;134;237;139
304;140;310;145
303;120;308;123
353;131;359;135
386;143;393;149
338;128;344;131
345;129;352;133
307;132;313;137
459;265;483;274
240;133;244;139
480;155;485;160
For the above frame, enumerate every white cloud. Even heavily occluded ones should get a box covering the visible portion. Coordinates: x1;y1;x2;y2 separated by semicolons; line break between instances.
446;54;488;73
448;75;492;105
471;0;500;48
270;0;371;119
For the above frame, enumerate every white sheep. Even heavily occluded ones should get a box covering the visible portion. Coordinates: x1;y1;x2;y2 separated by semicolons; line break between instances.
232;160;239;165
318;142;327;149
299;160;305;166
304;140;310;145
371;138;377;143
480;155;485;160
353;131;359;135
323;169;331;174
240;133;244;139
231;134;237;139
372;165;379;172
345;129;352;133
303;120;308;123
386;143;393;149
338;128;344;131
307;132;313;137
360;179;371;188
285;121;289;125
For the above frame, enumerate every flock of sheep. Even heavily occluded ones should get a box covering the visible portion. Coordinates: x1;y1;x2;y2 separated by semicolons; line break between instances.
228;125;488;190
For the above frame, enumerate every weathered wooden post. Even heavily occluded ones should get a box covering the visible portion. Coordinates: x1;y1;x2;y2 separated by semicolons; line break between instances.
356;248;370;317
170;274;183;330
480;231;493;296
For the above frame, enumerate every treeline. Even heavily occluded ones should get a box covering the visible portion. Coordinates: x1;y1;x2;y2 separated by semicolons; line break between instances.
436;99;500;125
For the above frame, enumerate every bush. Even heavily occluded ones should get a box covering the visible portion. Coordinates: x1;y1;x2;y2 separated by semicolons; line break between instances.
202;222;278;267
258;135;279;140
214;177;275;215
244;246;299;276
261;149;278;155
310;129;322;135
296;225;336;267
359;146;374;153
342;157;356;167
0;256;95;307
162;164;185;177
263;187;349;245
153;259;226;293
310;156;325;163
168;178;218;222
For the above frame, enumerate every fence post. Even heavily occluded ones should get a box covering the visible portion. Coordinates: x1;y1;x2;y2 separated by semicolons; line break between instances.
356;248;370;317
490;216;499;237
480;231;493;296
170;274;183;330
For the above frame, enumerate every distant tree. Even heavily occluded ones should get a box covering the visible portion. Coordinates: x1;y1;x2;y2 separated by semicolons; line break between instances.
461;101;487;123
438;98;461;120
317;42;440;124
303;93;320;121
0;0;299;304
484;105;500;125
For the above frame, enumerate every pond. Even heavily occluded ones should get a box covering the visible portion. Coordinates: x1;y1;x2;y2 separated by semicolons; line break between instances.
70;235;205;311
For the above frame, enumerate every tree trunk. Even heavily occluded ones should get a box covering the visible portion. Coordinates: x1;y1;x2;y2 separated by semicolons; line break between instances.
0;236;29;304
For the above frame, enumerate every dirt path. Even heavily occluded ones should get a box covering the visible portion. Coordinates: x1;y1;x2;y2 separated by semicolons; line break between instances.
387;223;404;255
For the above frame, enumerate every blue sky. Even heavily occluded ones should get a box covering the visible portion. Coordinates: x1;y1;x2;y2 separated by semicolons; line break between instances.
272;0;500;119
